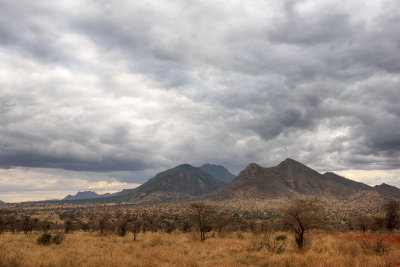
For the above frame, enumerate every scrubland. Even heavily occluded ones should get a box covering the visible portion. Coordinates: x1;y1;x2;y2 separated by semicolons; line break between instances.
1;230;399;267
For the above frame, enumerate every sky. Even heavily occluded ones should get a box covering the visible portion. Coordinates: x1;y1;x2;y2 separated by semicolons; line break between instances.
0;0;399;202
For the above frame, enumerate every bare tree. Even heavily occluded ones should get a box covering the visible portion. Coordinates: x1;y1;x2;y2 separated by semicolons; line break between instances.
130;218;142;241
117;219;128;237
372;216;385;231
384;199;400;231
8;215;17;234
22;216;35;234
99;213;111;235
0;209;10;234
350;213;373;232
64;220;73;233
282;198;324;248
190;203;214;242
41;219;52;232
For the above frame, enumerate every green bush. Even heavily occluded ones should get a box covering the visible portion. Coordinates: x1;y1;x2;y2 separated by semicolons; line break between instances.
275;234;287;241
37;233;52;245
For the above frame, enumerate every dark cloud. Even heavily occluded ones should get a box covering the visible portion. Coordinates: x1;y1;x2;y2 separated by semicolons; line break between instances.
0;152;150;172
269;2;357;45
0;0;399;193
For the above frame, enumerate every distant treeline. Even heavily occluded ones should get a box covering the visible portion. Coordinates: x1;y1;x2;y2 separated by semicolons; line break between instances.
0;199;399;244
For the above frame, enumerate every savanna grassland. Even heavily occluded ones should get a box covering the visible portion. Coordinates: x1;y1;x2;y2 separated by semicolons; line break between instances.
1;230;400;267
1;198;400;267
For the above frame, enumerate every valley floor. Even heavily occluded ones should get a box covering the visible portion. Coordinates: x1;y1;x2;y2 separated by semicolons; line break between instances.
0;230;399;267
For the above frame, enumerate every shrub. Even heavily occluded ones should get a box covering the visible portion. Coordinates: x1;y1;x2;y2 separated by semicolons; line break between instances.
117;220;128;237
259;231;287;254
200;225;212;233
182;221;191;233
275;234;287;241
360;239;390;255
240;225;248;231
37;233;52;245
52;232;65;245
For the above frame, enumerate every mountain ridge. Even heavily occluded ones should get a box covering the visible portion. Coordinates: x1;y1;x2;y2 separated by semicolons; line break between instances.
63;191;102;201
374;183;400;199
62;190;133;201
199;163;235;182
126;164;225;203
213;158;399;200
52;159;400;204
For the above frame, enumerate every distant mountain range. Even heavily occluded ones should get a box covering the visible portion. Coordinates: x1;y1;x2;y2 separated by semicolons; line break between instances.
0;200;5;205
63;189;134;201
60;159;399;204
63;191;105;201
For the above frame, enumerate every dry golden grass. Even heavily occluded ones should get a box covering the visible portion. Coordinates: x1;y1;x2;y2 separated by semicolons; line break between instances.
1;230;399;267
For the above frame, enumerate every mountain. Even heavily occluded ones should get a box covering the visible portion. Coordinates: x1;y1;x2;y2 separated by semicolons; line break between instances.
214;158;393;200
115;188;137;196
322;172;371;191
199;164;235;182
374;183;400;199
60;159;399;205
63;191;101;201
128;164;225;202
0;200;5;205
62;188;137;201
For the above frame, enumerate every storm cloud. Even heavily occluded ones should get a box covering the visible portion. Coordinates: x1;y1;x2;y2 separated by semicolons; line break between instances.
0;0;399;201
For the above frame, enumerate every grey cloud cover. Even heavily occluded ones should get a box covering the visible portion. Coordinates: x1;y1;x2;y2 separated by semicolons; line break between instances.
0;0;399;195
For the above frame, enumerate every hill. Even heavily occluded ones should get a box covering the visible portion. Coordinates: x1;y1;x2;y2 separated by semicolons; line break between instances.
214;158;397;200
199;164;235;182
128;164;225;202
63;191;101;201
374;183;400;199
322;172;371;191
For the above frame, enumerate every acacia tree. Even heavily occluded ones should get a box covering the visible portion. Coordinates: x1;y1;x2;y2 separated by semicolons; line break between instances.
384;199;400;231
190;203;214;242
282;198;324;248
